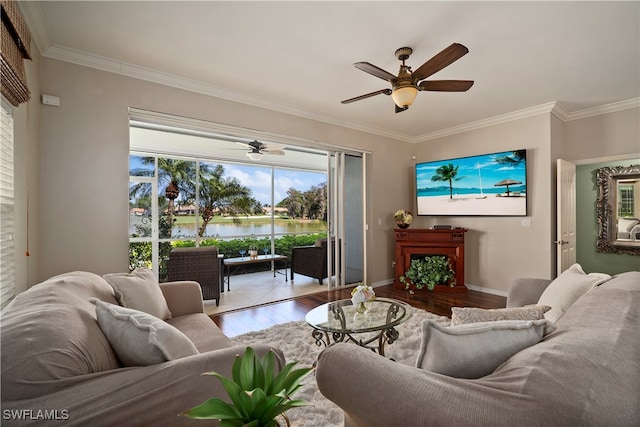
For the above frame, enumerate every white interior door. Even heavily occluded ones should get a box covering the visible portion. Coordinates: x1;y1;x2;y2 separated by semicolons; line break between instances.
557;159;577;275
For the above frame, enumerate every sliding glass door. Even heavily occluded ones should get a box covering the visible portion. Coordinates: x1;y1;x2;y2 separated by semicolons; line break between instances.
128;109;367;289
327;152;365;289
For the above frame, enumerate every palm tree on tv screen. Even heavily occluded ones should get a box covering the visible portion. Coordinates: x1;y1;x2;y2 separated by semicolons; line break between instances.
431;163;462;199
495;150;526;166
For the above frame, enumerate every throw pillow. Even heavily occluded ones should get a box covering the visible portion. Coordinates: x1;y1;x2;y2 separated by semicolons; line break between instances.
618;217;639;233
537;263;611;322
103;268;172;320
415;319;550;379
450;306;556;336
91;299;198;366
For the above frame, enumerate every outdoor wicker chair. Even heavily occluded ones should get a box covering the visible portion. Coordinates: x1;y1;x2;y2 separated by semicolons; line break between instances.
290;238;338;284
166;246;221;305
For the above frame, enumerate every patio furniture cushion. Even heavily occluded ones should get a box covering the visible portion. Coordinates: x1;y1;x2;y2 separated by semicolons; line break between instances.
103;268;172;320
416;319;552;378
167;246;221;304
92;299;199;366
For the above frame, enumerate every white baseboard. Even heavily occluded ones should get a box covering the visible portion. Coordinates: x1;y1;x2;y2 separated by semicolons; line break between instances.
372;279;508;298
371;279;394;288
465;284;508;297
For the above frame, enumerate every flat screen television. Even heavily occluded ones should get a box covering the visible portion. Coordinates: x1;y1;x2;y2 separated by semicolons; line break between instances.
415;149;527;216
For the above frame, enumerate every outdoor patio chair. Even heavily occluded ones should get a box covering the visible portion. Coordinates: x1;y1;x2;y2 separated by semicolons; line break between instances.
290;238;339;284
167;246;221;305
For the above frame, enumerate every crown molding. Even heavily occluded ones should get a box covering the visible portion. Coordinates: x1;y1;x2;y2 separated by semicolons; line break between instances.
416;102;559;142
563;98;640;121
18;1;50;55
32;34;639;145
41;44;415;144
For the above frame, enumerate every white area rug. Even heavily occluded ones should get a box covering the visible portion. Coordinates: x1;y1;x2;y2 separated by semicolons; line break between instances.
231;308;450;426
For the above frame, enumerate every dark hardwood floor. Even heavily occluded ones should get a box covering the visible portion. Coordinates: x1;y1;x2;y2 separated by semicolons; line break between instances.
210;284;506;337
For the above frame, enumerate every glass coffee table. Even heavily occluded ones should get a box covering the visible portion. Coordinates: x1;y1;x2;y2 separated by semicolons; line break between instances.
304;298;412;356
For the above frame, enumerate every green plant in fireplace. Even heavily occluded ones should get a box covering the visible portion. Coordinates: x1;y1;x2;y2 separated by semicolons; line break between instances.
399;255;455;292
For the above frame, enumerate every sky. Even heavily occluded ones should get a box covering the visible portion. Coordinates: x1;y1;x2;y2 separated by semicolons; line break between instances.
416;150;527;190
129;155;326;205
223;164;325;205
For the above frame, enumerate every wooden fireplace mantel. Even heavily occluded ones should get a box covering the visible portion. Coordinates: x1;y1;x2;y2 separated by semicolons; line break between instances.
394;228;468;293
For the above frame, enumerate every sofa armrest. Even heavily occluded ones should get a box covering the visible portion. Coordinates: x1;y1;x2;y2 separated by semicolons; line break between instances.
316;343;526;426
506;277;552;308
160;281;204;316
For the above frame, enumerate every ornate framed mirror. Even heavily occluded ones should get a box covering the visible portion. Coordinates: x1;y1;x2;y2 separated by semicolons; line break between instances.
595;164;640;255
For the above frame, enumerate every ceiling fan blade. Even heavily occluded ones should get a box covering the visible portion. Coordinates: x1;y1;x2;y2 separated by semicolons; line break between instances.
419;80;474;92
264;149;285;156
353;62;397;82
262;142;284;150
412;43;469;81
341;88;392;104
395;105;408;114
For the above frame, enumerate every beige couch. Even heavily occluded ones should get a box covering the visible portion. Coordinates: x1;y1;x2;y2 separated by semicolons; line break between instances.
316;271;640;426
1;271;284;426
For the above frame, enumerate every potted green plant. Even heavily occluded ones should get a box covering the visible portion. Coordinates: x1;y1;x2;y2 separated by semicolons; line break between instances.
399;255;455;292
245;236;259;259
181;347;313;426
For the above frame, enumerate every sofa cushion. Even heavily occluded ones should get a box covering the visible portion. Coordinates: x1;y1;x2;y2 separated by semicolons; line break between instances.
451;306;555;335
537;263;611;322
92;299;199;366
416;319;551;379
165;313;233;353
1;272;121;400
103;268;172;320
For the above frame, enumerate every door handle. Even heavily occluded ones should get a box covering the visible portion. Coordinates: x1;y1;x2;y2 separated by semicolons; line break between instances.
554;240;569;245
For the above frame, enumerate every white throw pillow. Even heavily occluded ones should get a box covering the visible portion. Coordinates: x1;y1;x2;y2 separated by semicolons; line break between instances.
103;268;172;320
618;217;639;232
92;299;198;366
537;263;611;322
416;319;550;379
451;306;555;336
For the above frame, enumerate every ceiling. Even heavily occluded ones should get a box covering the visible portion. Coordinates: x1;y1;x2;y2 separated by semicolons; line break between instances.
20;1;640;143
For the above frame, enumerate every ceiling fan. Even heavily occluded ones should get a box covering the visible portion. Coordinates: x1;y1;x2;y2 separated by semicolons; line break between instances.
240;140;285;161
341;43;474;113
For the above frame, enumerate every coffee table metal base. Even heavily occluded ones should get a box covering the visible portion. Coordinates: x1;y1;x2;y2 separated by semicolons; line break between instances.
311;327;400;357
305;298;411;357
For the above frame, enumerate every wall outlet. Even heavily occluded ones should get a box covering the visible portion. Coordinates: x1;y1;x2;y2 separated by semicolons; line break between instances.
521;218;532;228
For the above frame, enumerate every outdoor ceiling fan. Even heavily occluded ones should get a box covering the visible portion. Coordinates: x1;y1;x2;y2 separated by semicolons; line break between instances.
341;43;474;113
239;140;285;161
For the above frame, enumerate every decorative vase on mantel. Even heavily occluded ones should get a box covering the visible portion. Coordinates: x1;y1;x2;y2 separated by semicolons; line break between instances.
394;209;413;229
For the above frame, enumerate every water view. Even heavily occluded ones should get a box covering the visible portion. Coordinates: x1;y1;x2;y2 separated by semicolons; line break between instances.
129;215;326;238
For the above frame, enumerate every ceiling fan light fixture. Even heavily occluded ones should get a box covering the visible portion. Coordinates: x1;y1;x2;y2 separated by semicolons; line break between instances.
247;151;263;161
391;85;418;108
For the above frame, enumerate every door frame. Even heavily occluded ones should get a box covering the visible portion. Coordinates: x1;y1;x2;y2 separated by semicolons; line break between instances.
556;159;577;275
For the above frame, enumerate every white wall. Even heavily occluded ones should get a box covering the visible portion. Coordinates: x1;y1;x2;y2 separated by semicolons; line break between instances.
12;40;41;292
410;115;554;294
562;108;640;161
38;58;411;284
30;57;640;293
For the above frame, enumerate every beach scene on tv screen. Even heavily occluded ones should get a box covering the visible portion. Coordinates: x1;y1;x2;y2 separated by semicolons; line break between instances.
416;149;527;216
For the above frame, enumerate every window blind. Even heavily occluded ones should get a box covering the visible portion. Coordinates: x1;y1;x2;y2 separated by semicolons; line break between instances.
0;0;32;106
0;99;15;309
